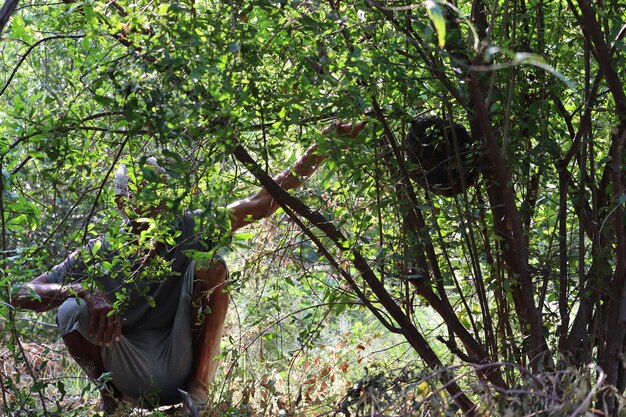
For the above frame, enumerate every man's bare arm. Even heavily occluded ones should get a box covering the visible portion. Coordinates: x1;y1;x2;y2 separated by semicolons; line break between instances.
227;121;366;232
227;143;325;232
10;262;121;346
10;274;89;313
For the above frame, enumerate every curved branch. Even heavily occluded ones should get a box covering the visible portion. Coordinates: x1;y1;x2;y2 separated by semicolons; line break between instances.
0;34;84;99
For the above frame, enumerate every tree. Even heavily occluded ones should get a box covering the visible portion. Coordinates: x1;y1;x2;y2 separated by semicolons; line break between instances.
1;0;626;415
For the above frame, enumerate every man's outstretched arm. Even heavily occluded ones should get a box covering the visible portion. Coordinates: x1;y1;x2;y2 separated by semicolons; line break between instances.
227;121;366;232
10;253;121;346
11;272;89;313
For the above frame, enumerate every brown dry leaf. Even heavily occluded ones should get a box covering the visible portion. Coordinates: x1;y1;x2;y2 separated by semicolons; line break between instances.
260;376;272;390
320;380;328;391
305;386;314;402
303;376;317;385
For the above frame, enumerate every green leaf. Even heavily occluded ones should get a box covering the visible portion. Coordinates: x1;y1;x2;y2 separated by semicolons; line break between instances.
92;240;102;254
233;232;254;240
425;1;446;48
157;3;170;15
32;381;46;392
93;94;115;106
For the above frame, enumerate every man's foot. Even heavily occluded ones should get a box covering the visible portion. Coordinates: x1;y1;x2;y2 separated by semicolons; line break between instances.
185;382;208;405
99;388;121;415
178;387;204;417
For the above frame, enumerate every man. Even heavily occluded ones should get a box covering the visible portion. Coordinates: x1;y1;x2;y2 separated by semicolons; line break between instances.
10;122;366;414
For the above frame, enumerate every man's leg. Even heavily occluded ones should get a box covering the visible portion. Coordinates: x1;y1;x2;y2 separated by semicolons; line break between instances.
58;300;122;414
187;261;229;401
62;331;122;414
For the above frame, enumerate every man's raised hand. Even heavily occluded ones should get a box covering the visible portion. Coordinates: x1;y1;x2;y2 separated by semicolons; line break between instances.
322;121;367;137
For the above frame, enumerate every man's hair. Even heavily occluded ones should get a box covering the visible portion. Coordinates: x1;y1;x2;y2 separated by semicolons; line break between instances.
114;156;169;198
114;163;130;197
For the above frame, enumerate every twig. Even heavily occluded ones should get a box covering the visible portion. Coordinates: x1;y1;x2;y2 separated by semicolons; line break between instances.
570;366;606;417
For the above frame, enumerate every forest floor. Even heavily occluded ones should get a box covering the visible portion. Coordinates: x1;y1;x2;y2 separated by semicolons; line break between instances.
0;342;198;416
0;341;107;415
0;306;414;416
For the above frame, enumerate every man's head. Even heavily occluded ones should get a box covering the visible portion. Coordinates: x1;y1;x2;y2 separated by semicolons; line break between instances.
114;156;169;232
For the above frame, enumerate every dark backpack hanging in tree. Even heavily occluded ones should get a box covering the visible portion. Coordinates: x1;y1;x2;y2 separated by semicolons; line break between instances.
406;115;480;196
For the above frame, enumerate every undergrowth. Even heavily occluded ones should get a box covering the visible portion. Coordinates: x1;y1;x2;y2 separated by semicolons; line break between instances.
3;306;625;417
3;228;625;416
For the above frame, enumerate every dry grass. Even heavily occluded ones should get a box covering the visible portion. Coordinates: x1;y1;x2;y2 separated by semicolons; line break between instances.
0;341;102;415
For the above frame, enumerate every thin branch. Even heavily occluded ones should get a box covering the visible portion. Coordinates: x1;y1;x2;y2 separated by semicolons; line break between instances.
0;0;19;35
575;0;626;122
80;137;130;244
1;111;125;162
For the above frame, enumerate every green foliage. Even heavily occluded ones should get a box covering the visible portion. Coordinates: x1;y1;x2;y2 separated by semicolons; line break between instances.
2;0;626;415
